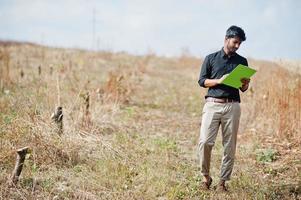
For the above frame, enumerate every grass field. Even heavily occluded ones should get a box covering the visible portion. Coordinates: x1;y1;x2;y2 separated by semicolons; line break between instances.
0;42;300;199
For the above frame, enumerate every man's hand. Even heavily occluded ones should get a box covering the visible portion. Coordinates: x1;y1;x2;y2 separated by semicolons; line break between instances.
217;74;229;84
240;77;250;92
204;74;229;88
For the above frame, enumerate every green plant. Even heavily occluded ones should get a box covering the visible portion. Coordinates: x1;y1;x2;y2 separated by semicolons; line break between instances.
256;148;278;163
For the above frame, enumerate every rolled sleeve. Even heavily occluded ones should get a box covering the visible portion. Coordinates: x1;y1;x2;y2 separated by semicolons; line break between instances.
198;55;211;88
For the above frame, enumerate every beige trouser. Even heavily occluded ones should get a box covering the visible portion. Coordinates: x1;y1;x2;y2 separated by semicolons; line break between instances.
198;101;241;181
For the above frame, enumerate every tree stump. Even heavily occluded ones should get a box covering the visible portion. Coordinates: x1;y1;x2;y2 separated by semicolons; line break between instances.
38;65;41;76
80;92;91;126
50;66;53;75
84;92;90;116
96;88;104;102
20;69;24;78
10;146;29;185
51;106;63;135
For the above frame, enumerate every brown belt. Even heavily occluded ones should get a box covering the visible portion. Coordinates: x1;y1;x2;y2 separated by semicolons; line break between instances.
206;97;239;103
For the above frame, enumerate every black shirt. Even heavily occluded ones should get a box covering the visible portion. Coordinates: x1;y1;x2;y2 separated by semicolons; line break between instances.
198;48;248;102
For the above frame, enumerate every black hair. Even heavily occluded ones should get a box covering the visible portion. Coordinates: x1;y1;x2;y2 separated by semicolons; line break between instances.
225;25;246;41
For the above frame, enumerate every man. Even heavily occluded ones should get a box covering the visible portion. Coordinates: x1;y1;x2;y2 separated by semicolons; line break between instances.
198;25;250;191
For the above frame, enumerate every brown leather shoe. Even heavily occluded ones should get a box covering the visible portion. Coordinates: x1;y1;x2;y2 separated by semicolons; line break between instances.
216;181;228;192
202;176;213;190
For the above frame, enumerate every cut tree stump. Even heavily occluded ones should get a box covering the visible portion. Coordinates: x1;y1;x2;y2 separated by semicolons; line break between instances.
84;92;90;116
10;146;29;185
38;65;41;75
20;69;24;78
51;106;63;135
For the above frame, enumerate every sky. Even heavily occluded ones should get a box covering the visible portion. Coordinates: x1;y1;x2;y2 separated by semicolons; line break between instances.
0;0;300;60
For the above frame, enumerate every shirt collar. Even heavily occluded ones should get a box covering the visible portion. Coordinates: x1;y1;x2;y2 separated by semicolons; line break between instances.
220;47;236;59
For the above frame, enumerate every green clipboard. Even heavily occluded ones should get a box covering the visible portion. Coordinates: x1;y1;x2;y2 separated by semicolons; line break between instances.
221;64;256;89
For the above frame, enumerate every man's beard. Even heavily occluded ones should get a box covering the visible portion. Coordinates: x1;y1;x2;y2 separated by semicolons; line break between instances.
228;47;237;54
226;42;237;55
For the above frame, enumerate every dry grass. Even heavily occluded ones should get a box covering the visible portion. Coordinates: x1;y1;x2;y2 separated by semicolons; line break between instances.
0;42;300;199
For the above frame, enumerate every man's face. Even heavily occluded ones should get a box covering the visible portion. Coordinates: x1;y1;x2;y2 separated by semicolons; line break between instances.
224;36;242;54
